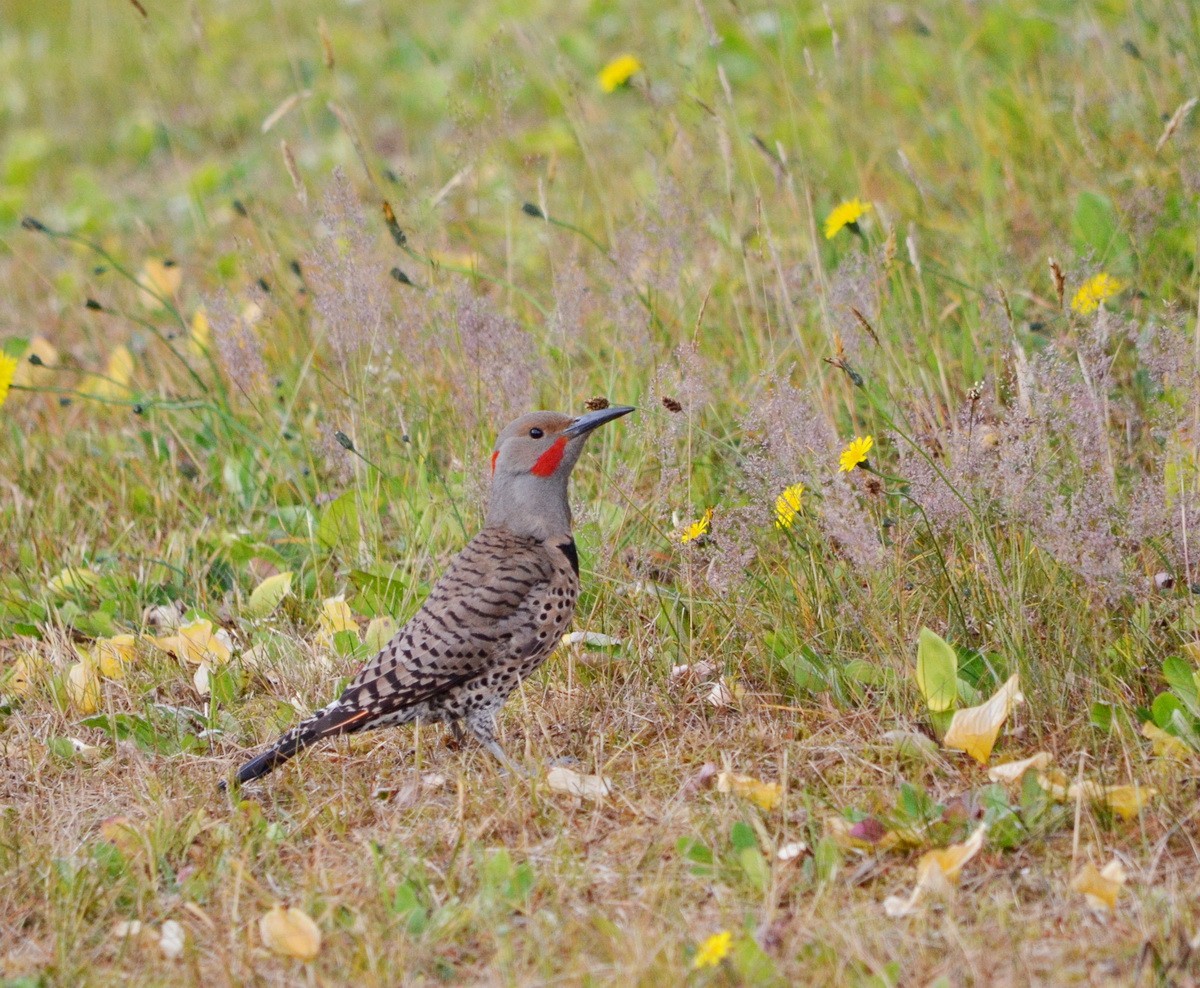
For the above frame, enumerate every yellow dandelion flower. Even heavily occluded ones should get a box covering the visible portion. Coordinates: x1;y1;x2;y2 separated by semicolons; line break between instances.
598;54;642;93
824;198;872;239
774;483;805;529
838;435;874;472
0;352;17;408
693;930;732;969
1070;273;1125;314
680;507;713;543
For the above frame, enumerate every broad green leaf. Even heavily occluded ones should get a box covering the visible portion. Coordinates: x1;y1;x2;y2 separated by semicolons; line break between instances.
916;627;958;712
1151;692;1184;730
1163;656;1200;718
317;491;361;549
246;571;293;619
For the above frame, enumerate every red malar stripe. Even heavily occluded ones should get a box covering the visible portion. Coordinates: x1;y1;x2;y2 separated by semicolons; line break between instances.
490;450;499;476
530;436;568;477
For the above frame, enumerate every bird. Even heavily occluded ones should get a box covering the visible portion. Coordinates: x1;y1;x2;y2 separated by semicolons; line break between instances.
226;404;634;786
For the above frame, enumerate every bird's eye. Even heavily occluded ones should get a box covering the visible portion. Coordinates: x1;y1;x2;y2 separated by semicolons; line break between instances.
529;427;544;439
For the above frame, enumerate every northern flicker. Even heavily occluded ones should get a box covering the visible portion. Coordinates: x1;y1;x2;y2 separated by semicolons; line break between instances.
227;405;634;785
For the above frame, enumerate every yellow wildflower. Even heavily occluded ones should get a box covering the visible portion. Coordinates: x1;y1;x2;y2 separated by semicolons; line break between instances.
680;507;713;543
0;352;17;408
598;55;642;93
774;483;805;529
1070;273;1124;314
824;198;872;239
838;435;873;472
693;930;732;969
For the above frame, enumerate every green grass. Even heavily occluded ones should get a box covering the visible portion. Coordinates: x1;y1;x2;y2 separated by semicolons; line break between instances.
3;0;1200;983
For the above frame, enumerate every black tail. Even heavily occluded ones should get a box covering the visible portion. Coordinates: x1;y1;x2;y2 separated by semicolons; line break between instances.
222;702;369;788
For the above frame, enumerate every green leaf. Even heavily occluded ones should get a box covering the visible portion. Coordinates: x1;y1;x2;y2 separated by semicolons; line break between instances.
916;627;958;712
730;820;757;852
1089;702;1114;732
737;846;769;894
349;568;408;617
1071;191;1132;272
842;659;890;686
1163;655;1200;718
1152;692;1184;730
245;571;293;619
317;491;361;550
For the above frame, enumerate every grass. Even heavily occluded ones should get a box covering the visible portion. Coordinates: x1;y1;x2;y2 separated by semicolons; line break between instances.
3;0;1200;983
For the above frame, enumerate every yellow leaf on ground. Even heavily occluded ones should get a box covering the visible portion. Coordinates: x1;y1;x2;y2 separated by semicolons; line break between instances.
189;308;210;356
67;660;101;714
246;571;293;619
1142;722;1193;761
1077;784;1157;821
942;674;1023;763
4;653;44;698
1038;768;1070;801
81;345;135;400
47;566;100;598
138;258;182;307
717;771;782;811
92;634;137;679
987;752;1052;784
364;616;397;654
156;618;233;666
12;335;58;387
546;765;612;800
317;595;357;645
259;904;322;960
1071;859;1126;913
883;824;987;917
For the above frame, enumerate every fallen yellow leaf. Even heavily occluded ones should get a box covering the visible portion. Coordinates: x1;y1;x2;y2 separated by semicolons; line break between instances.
717;771;782;811
1071;858;1126;913
67;660;102;714
987;752;1052;784
1142;722;1193;761
91;634;137;680
363;615;397;654
157;618;233;666
245;571;293;619
12;335;58;387
883;824;987;917
942;674;1022;763
259;903;322;960
1076;783;1157;821
189;308;210;357
4;653;43;698
47;566;100;598
317;595;357;646
81;345;135;400
138;258;182;307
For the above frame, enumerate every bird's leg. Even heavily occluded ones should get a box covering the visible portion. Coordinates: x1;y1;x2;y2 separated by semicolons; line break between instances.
465;710;530;777
449;719;466;745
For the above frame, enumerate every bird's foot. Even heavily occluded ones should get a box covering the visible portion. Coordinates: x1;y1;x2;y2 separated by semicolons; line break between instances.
483;740;533;778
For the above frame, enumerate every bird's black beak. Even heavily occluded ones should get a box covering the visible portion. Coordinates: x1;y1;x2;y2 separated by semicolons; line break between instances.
564;405;635;438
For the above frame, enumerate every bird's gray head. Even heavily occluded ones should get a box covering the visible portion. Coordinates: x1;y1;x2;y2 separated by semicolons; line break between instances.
485;405;634;541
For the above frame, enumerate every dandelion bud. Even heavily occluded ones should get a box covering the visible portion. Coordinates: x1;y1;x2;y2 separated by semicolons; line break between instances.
522;202;546;219
21;216;47;232
335;431;356;452
85;299;104;311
